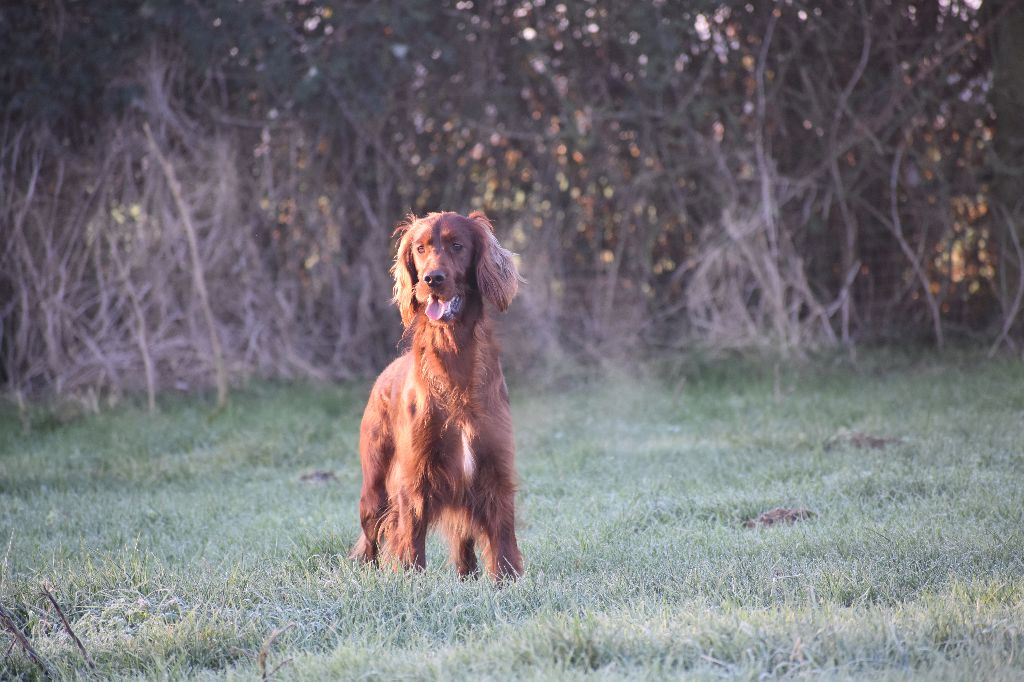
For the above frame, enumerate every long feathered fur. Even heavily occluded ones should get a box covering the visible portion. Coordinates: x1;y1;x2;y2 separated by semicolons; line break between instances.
351;211;524;581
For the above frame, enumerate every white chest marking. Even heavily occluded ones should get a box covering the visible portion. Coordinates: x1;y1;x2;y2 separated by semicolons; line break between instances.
461;431;475;481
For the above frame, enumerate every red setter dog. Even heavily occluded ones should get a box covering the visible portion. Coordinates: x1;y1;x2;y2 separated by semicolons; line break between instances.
350;211;524;580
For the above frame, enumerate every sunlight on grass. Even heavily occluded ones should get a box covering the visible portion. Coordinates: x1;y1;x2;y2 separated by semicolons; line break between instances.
1;357;1023;679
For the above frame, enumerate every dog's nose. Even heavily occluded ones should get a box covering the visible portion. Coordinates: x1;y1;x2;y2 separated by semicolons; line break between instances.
423;270;446;287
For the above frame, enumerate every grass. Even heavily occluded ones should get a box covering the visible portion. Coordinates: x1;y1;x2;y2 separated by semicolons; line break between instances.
1;354;1023;680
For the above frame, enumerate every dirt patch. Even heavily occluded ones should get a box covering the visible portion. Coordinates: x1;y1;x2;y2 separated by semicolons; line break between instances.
300;470;337;483
824;430;902;451
744;507;815;528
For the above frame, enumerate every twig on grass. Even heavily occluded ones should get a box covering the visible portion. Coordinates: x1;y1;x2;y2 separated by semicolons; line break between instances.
0;602;52;677
257;622;296;681
266;657;294;680
41;582;95;669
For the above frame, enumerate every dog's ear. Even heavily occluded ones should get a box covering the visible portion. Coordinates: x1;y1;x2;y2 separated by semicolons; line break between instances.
391;217;419;327
469;211;523;312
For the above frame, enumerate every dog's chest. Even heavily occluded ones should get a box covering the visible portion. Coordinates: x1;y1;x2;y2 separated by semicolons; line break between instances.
459;428;475;481
435;417;477;484
408;372;480;485
411;399;478;484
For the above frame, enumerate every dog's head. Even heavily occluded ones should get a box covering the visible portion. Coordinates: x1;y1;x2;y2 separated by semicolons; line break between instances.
392;211;522;327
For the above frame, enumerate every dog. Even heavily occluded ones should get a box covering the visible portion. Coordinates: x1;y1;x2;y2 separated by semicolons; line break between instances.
350;211;524;580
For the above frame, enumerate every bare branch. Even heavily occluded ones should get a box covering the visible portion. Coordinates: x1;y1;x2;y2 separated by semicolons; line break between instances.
0;602;52;677
257;623;296;682
40;582;95;669
888;142;944;348
143;122;228;410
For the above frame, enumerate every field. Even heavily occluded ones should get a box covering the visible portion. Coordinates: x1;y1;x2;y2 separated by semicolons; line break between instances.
1;355;1023;680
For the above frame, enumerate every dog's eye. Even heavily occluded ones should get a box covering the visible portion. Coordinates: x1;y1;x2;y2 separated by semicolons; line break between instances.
451;242;463;252
416;244;425;254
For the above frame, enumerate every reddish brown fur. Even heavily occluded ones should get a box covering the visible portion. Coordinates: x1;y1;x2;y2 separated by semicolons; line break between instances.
350;211;524;580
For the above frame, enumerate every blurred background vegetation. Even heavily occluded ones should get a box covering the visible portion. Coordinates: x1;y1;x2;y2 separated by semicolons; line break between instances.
2;0;1022;405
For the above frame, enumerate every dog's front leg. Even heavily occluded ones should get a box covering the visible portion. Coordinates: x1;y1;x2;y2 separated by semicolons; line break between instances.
392;485;428;570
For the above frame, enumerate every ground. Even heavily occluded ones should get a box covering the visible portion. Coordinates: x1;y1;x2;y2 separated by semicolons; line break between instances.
1;354;1023;680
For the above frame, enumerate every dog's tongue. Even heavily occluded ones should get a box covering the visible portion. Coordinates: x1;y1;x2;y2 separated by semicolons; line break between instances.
425;298;445;321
